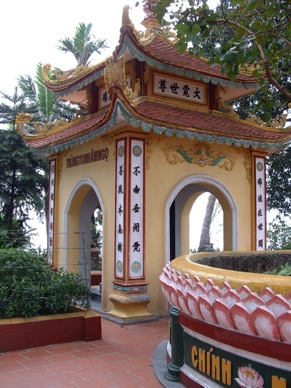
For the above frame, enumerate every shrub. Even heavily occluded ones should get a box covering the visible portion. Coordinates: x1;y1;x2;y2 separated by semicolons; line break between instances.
266;263;291;276
0;249;91;318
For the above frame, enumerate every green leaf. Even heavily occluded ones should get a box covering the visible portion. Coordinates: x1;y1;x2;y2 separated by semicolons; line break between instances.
176;22;190;36
224;50;238;63
192;23;201;34
191;33;201;46
246;0;258;11
236;26;246;38
252;19;263;32
176;41;188;52
252;69;260;77
260;112;271;123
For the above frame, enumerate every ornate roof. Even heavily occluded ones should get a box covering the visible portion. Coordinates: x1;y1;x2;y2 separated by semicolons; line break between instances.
18;6;291;155
116;26;258;87
43;6;259;99
18;87;290;155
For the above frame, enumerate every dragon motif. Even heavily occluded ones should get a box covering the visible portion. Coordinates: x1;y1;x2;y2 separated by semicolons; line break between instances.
219;99;288;129
16;113;68;136
162;142;236;171
42;63;90;83
104;55;126;92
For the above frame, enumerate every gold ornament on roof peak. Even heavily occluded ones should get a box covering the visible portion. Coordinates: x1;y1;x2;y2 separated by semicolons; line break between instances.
16;112;70;137
42;63;91;84
125;78;143;106
238;64;261;77
104;55;126;93
219;100;288;129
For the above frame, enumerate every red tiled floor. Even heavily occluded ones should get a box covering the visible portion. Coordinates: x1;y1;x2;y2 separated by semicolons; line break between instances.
0;316;169;387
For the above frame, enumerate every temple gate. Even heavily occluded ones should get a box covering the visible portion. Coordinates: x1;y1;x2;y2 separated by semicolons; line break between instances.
17;5;291;322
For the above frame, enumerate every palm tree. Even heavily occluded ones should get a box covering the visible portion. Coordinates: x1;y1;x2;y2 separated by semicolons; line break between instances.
57;22;108;66
18;63;75;123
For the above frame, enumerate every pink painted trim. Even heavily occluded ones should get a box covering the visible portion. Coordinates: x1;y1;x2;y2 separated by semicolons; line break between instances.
160;266;291;344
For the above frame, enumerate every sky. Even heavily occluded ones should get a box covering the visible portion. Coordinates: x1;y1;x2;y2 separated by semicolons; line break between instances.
0;0;145;96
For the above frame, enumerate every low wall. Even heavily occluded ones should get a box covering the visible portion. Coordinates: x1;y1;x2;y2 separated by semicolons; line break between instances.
160;251;291;387
0;309;102;352
91;270;102;286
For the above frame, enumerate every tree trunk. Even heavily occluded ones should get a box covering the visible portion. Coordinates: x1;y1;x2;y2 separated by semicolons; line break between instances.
5;166;17;245
199;193;216;251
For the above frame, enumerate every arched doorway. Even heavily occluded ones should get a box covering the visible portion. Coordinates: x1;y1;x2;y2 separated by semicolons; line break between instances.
165;175;237;263
63;179;104;295
189;192;223;252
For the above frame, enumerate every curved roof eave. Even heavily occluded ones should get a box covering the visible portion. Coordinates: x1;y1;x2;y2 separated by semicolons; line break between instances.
44;65;106;98
115;28;260;90
44;26;260;99
30;99;288;156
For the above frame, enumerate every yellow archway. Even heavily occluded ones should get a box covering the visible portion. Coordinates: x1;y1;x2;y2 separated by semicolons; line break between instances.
165;175;237;263
63;179;104;288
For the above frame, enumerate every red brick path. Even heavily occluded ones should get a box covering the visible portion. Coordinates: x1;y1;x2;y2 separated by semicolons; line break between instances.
0;317;169;387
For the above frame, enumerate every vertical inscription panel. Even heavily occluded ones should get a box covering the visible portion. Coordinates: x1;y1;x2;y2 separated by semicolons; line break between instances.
48;160;56;264
115;139;126;278
129;139;145;279
254;156;266;250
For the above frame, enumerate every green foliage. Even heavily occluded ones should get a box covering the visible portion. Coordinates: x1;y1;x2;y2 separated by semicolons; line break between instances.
57;23;108;66
0;249;91;319
0;63;77;244
0;127;48;242
151;0;291;216
189;245;220;253
153;0;291;113
0;217;31;248
266;263;291;276
0;88;32;126
18;63;76;129
90;208;103;271
267;147;291;217
267;216;291;250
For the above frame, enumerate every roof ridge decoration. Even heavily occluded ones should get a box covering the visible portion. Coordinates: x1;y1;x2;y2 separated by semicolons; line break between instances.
42;61;106;99
219;101;289;129
16;112;85;138
22;98;290;156
117;34;259;90
122;5;134;28
42;63;93;84
104;54;126;94
43;5;260;100
104;53;143;106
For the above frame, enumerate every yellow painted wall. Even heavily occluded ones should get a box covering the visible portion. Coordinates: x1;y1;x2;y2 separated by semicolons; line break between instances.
54;137;116;312
52;128;254;315
143;134;252;314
